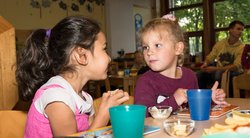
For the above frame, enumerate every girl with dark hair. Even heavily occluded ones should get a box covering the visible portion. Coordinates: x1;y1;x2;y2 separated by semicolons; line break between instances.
16;16;129;137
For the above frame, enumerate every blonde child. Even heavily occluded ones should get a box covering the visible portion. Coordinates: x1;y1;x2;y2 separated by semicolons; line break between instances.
134;14;228;117
16;16;129;137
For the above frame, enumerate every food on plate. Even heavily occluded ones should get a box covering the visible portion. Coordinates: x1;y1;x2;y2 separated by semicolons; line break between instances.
173;123;187;136
163;118;195;137
148;106;172;119
203;110;250;136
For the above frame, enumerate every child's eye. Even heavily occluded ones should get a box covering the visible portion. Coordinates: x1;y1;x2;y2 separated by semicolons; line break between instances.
155;44;162;48
142;45;149;50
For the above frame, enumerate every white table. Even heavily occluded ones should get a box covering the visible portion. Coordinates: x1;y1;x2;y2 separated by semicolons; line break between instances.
144;98;250;138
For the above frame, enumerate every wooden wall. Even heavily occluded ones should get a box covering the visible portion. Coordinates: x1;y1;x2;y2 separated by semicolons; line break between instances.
0;16;18;110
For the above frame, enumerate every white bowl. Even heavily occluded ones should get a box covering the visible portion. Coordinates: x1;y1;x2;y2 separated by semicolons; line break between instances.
163;118;195;137
148;106;172;119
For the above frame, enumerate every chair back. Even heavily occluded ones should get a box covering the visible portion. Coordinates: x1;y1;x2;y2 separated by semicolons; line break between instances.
233;73;250;98
221;70;230;97
0;110;27;138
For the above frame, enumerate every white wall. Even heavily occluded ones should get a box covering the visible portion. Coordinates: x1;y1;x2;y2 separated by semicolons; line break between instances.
105;0;152;58
0;0;106;30
0;0;153;58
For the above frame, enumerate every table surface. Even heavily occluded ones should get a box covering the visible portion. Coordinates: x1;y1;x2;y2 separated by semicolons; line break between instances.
72;98;250;137
144;98;250;138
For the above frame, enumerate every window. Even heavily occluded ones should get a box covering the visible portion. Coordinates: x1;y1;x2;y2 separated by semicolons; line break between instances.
164;0;250;62
169;0;202;8
214;0;250;43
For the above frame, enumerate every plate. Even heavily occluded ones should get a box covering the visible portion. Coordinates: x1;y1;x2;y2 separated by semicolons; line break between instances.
202;132;250;138
226;110;250;118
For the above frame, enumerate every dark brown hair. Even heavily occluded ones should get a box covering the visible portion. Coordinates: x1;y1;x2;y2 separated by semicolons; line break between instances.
16;16;100;101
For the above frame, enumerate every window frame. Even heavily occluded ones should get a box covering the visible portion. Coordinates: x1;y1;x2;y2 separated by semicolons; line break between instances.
162;0;250;61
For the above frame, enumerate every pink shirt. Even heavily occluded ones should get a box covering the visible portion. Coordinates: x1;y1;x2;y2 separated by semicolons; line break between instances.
24;84;89;138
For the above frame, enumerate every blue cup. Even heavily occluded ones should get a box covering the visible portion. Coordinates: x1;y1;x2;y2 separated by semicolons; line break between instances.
187;89;212;121
109;105;146;138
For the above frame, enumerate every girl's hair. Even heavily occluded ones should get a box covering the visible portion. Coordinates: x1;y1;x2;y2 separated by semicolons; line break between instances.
16;16;101;101
139;17;186;66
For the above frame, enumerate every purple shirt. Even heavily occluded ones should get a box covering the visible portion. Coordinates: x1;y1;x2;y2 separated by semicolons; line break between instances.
134;67;198;117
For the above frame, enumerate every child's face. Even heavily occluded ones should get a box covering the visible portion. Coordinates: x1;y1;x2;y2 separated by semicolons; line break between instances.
141;30;182;74
88;32;111;80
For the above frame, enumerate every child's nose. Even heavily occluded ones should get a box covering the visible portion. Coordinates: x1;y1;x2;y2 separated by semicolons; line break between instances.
146;49;154;56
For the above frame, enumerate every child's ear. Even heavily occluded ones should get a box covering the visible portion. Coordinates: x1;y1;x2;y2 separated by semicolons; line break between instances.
74;47;88;65
175;42;184;55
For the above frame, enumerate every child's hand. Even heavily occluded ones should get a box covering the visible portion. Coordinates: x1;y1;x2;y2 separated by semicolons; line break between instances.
173;88;188;106
99;89;129;113
106;89;130;106
90;90;129;129
211;81;230;106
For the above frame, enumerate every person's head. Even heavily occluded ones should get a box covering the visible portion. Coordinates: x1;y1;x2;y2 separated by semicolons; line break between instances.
16;16;110;101
139;14;185;73
134;50;144;64
228;20;245;39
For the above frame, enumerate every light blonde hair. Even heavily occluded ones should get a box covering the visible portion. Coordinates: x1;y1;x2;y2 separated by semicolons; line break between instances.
139;17;186;66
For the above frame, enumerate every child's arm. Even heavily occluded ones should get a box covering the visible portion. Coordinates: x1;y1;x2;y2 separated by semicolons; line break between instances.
45;102;77;137
89;90;129;130
88;115;94;126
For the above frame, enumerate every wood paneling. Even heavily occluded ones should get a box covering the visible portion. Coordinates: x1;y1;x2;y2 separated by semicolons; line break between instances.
0;16;18;110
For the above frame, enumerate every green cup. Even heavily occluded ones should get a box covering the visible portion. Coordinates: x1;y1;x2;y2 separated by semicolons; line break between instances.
109;105;146;138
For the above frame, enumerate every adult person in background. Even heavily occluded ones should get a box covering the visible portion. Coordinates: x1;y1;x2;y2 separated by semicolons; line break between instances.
131;50;149;75
197;20;245;97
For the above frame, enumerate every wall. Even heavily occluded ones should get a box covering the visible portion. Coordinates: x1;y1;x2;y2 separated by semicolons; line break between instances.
105;0;153;58
0;0;106;30
0;0;153;58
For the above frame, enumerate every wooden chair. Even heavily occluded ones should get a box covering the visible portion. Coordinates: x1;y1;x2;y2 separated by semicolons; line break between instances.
93;96;134;116
0;110;27;138
220;70;230;98
104;76;138;96
233;73;250;98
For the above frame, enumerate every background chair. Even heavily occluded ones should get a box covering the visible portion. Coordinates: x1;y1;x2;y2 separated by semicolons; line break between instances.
0;110;27;138
220;70;230;97
93;96;134;116
233;73;250;98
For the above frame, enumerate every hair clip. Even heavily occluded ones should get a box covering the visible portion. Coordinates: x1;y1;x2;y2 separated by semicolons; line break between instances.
162;14;176;21
46;29;51;38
